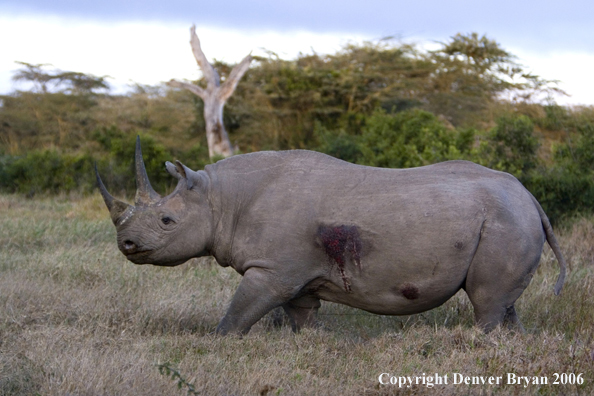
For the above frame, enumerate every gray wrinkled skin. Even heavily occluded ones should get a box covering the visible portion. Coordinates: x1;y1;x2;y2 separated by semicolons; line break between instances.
97;142;567;335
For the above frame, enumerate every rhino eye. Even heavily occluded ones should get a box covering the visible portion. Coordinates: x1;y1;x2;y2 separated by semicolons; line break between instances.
161;216;173;225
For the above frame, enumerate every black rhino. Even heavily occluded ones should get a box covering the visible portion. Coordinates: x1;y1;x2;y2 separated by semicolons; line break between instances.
97;138;566;335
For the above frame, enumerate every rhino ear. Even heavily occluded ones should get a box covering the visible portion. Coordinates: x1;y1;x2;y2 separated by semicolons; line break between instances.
166;161;183;180
166;160;206;191
174;160;189;180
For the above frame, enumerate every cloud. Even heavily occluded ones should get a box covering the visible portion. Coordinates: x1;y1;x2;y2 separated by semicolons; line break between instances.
0;14;372;94
3;0;594;53
0;2;592;104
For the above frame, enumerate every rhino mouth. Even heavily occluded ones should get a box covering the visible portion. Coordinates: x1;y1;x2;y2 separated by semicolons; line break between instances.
119;239;153;260
126;250;189;267
123;249;153;263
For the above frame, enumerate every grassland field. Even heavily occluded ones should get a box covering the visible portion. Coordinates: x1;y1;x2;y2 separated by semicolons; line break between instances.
0;193;593;395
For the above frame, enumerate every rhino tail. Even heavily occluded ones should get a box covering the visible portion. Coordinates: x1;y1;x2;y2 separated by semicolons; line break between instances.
528;192;567;295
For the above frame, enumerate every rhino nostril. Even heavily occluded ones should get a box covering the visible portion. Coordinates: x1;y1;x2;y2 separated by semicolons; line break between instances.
124;240;136;251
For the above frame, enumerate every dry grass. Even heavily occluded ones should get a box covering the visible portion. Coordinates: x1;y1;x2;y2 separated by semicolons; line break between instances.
1;193;593;395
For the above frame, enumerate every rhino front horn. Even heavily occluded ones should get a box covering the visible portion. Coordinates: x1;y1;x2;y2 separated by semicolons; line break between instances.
134;136;161;206
95;163;132;225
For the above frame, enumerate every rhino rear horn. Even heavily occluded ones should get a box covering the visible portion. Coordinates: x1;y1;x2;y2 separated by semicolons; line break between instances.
135;136;161;206
95;163;132;225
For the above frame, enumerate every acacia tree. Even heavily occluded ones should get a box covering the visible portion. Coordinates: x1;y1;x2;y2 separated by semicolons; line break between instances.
12;61;109;94
168;25;252;158
1;62;109;150
425;33;564;125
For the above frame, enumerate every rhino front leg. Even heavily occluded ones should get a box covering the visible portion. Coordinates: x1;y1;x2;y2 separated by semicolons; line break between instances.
216;267;294;335
282;295;321;332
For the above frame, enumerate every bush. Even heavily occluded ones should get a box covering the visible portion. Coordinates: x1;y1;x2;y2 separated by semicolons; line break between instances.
314;122;363;163
479;114;539;178
525;121;594;224
553;123;594;173
523;168;594;224
102;133;173;195
0;129;178;198
0;150;95;196
358;108;475;168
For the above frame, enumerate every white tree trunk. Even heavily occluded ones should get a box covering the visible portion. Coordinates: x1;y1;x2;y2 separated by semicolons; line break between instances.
168;25;252;158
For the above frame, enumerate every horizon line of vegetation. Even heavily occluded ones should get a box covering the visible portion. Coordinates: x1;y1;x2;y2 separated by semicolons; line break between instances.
0;32;592;224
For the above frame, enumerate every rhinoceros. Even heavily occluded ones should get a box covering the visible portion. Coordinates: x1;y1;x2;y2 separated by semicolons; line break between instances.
96;138;566;335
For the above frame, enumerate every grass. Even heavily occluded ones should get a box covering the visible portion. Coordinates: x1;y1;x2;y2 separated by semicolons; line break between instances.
0;193;593;395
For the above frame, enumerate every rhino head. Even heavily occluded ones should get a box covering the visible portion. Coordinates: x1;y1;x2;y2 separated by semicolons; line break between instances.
96;137;213;266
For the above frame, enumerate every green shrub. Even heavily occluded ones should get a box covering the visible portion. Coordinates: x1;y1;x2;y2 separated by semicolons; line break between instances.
479;114;539;178
537;104;571;131
553;123;594;173
0;150;95;195
523;168;594;224
314;122;363;163
525;122;594;224
174;142;211;173
88;126;176;195
358;108;474;168
0;130;176;197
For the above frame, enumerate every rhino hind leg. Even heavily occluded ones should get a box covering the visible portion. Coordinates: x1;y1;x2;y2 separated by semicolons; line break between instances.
469;302;526;333
468;300;509;333
503;305;526;333
282;295;321;332
464;220;543;333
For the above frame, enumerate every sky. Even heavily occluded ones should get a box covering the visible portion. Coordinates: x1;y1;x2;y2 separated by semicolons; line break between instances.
1;0;593;105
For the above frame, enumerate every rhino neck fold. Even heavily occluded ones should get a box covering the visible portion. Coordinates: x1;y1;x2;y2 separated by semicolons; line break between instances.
203;164;244;269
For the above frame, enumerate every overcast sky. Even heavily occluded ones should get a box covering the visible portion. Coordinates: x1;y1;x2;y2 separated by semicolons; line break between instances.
1;0;593;105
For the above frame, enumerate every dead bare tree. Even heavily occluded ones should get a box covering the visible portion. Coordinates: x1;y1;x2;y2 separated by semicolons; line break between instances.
168;25;252;158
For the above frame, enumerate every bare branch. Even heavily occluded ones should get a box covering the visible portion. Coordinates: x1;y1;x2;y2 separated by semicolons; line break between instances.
167;79;206;99
218;54;253;101
189;25;220;89
170;25;252;158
